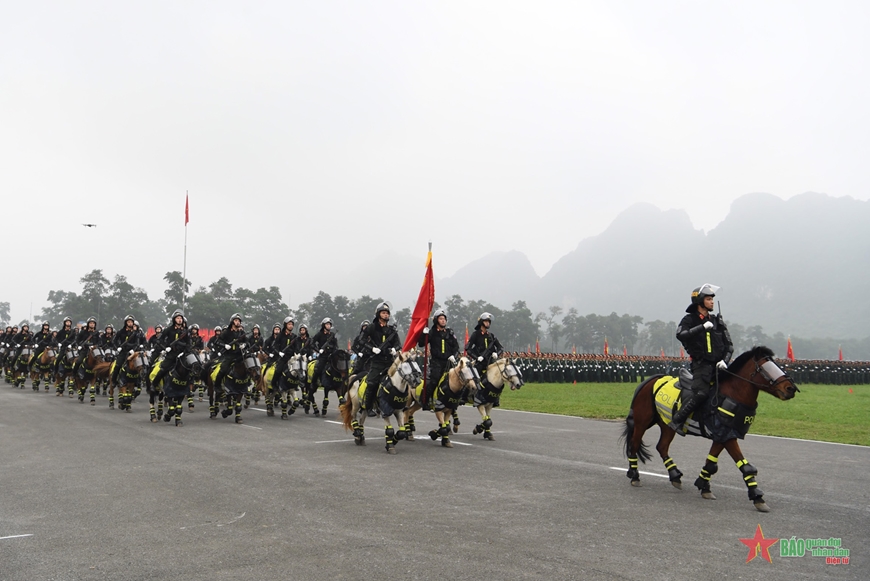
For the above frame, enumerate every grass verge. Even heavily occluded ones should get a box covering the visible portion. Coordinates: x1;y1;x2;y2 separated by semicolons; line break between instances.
497;382;870;446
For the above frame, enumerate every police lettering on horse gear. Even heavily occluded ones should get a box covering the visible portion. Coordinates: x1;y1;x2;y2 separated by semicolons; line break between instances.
363;302;402;416
418;309;460;408
269;317;297;390
669;284;734;435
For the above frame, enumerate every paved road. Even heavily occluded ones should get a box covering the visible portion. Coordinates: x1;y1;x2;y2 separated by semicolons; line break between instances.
1;382;867;581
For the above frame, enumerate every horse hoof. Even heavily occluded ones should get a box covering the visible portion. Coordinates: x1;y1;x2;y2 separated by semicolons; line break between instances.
125;408;132;413
701;492;717;500
406;434;415;442
150;417;157;423
109;404;114;410
90;401;95;406
754;501;770;512
442;440;453;448
631;480;642;487
453;424;459;434
387;447;397;455
235;417;243;424
671;481;682;490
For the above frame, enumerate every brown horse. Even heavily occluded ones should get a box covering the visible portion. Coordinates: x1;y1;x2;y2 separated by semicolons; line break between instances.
620;346;798;512
30;348;57;391
74;346;112;405
109;350;149;412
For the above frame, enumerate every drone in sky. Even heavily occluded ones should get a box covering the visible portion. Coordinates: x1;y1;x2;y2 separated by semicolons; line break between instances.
82;223;97;228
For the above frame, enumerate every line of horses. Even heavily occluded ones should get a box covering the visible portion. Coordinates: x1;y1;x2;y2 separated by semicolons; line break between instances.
5;342;799;511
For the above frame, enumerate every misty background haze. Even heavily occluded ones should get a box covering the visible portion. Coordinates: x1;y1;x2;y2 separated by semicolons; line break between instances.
2;2;868;342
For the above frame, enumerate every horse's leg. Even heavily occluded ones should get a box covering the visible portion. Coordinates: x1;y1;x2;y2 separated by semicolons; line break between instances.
722;439;769;512
655;425;683;489
89;377;96;405
404;404;419;441
187;384;195;412
481;404;496;440
108;380;115;409
452;405;460;433
234;393;243;424
321;384;330;417
431;409;453;448
694;441;725;500
384;413;398;454
309;382;320;416
175;395;184;426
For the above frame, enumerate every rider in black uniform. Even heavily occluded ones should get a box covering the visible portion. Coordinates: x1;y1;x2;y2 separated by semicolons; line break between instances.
465;312;504;376
669;284;734;434
418;309;460;408
362;302;401;415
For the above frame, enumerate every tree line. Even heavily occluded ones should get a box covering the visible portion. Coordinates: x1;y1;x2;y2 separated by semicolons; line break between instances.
3;269;867;359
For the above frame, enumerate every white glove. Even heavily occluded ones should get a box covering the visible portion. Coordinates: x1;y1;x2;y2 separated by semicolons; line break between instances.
319;349;324;354
390;348;397;356
703;321;714;330
224;345;231;351
239;343;246;349
117;348;122;354
279;351;285;357
477;356;484;362
128;350;134;355
491;352;498;360
422;327;429;334
372;347;381;355
448;355;456;364
717;360;728;370
164;347;171;353
357;352;363;357
268;353;274;358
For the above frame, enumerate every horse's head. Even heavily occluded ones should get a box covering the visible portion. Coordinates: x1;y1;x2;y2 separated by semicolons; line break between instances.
727;346;799;401
329;349;350;379
289;353;307;378
389;350;423;390
496;356;525;390
127;347;150;370
179;349;204;376
451;357;479;392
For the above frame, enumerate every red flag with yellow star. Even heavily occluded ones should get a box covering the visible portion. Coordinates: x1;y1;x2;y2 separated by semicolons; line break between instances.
401;244;435;352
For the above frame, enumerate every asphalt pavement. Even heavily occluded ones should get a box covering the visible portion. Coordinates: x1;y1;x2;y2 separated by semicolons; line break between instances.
1;381;867;581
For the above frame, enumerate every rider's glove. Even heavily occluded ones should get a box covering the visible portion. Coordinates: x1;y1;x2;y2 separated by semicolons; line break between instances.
491;352;499;360
716;360;728;370
390;348;397;356
448;355;456;364
703;321;714;330
477;356;484;362
422;327;429;334
372;347;381;355
319;349;324;354
164;347;171;353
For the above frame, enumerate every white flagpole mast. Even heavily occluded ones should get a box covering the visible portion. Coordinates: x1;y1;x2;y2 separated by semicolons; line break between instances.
182;191;188;311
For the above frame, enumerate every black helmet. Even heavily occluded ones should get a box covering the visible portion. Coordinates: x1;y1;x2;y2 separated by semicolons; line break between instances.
253;324;260;330
283;316;295;325
124;314;134;323
105;324;114;331
133;320;140;327
229;313;242;324
687;284;720;313
298;323;308;332
360;320;370;331
86;317;96;324
191;324;200;331
321;317;333;327
42;321;50;327
63;317;72;324
214;325;222;333
273;323;281;331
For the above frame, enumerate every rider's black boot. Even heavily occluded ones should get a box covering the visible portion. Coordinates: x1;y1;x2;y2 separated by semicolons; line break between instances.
668;393;700;436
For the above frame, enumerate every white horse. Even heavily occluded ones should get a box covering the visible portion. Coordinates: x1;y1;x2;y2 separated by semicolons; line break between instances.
404;356;479;448
260;353;307;419
340;351;423;454
471;356;525;440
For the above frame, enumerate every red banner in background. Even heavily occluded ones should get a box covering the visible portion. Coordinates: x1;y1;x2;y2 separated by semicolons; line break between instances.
786;337;795;361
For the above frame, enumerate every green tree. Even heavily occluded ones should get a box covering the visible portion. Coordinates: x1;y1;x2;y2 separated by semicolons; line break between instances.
0;301;9;324
163;271;192;314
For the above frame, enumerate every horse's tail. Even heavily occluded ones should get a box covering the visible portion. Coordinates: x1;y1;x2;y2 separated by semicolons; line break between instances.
618;377;657;464
339;383;355;431
93;361;113;378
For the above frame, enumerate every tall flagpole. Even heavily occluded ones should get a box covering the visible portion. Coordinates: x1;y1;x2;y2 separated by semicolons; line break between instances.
182;191;189;311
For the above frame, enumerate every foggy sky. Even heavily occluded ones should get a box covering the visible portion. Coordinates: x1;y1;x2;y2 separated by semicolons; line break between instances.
2;1;869;324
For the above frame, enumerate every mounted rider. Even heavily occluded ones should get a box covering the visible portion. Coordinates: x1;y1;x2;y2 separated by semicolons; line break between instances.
12;323;33;363
98;324;115;352
147;325;163;356
350;320;370;374
290;323;313;357
669;284;734;435
362;302;401;415
110;315;140;386
213;313;246;388
189;324;204;350
53;317;76;374
465;312;504;376
263;323;281;354
150;310;190;389
71;318;99;375
310;317;338;390
28;321;54;373
248;324;264;352
206;326;223;353
418;309;460;408
269;317;297;389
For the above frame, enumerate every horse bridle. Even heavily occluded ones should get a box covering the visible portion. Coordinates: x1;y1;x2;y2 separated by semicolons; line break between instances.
721;356;799;393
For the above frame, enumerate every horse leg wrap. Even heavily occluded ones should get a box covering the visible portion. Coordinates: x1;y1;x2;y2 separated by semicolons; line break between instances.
407;416;416;432
627;457;639;481
438;423;450;437
482;416;493;429
663;456;683;482
453;413;460;427
109;395;114;409
385;426;396;444
737;459;763;500
694;455;718;492
150;405;157;421
396;427;407;441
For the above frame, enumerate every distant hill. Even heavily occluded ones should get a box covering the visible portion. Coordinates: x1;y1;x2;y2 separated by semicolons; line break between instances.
438;250;540;308
539;192;868;338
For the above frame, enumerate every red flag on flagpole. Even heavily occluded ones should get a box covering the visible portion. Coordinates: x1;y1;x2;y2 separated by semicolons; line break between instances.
660;347;666;358
603;337;609;356
572;344;576;355
679;346;685;359
185;193;189;225
623;345;627;357
401;244;435;352
839;345;843;361
347;339;351;351
786;337;795;361
535;337;540;354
